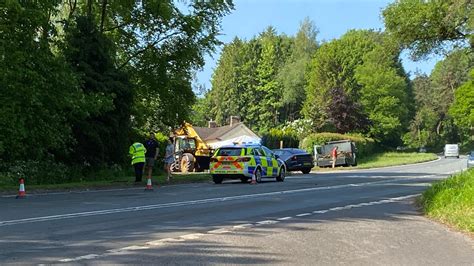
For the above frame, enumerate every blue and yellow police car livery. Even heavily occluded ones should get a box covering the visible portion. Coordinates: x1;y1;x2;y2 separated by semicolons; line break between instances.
210;144;286;184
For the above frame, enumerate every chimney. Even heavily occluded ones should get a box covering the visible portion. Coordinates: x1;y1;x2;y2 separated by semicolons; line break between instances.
208;120;217;128
230;116;240;126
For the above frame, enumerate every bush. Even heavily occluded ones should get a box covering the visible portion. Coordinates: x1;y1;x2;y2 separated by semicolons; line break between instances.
261;129;299;149
0;159;80;185
300;132;376;157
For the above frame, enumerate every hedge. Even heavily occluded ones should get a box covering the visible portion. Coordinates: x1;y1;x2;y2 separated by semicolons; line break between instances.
261;129;299;149
300;132;375;157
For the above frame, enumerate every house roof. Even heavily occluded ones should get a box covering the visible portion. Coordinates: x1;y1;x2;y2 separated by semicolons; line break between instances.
194;122;245;141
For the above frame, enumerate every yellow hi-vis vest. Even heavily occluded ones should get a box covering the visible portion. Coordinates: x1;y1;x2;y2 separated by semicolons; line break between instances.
129;142;146;165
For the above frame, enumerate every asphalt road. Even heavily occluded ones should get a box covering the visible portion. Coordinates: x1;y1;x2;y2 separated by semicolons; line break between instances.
1;157;473;265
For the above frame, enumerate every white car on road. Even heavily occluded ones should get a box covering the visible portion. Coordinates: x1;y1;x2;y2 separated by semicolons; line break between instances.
444;144;459;158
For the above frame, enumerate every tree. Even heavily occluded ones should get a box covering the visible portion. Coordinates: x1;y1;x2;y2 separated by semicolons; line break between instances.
383;0;473;60
63;16;133;166
404;74;441;148
58;0;234;130
430;48;473;120
355;44;413;145
449;70;474;143
0;1;82;161
325;88;370;134
209;37;247;125
303;30;382;132
207;27;294;131
277;18;318;121
253;27;283;131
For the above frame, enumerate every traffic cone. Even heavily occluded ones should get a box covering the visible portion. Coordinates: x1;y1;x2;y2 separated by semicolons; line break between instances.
16;178;26;199
250;174;257;185
144;177;154;191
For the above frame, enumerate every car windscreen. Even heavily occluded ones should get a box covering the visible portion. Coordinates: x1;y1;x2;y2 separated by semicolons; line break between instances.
273;150;291;156
289;149;307;154
216;148;243;156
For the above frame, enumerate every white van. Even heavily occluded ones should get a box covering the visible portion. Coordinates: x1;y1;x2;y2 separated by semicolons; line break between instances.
444;144;459;158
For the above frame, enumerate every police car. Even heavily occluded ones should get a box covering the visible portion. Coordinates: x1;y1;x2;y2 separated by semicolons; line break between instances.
210;144;286;184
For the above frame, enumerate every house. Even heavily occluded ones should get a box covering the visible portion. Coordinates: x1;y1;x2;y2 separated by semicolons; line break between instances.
193;116;260;148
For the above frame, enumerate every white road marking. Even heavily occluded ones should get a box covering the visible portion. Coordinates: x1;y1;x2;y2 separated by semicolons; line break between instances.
256;220;278;225
179;233;206;240
119;245;150;251
58;193;420;263
232;223;253;229
59;254;100;262
1;178;421;227
296;213;311;217
313;210;328;214
208;228;231;234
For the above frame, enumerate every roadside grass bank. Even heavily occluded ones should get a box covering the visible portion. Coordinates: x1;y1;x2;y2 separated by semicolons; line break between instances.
355;152;438;169
0;171;212;195
314;152;438;171
420;168;474;234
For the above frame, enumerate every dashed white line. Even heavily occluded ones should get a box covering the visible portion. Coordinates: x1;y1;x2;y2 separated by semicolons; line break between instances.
233;223;253;229
256;220;278;225
296;213;311;217
313;210;328;214
2;178;415;227
208;228;231;234
60;254;100;262
59;193;421;263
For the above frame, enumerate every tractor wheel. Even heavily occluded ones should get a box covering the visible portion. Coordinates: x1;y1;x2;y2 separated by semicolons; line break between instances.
180;153;195;173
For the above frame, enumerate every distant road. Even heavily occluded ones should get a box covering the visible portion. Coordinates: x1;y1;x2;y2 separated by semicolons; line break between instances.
1;157;472;264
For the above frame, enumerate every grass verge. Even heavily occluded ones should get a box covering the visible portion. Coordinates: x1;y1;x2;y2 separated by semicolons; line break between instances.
420;168;474;233
355;152;438;169
0;171;212;195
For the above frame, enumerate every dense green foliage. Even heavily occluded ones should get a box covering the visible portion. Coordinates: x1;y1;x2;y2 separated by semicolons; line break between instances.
384;0;473;150
0;0;233;183
403;49;473;150
383;0;473;60
261;129;299;149
1;0;473;186
64;16;133;166
303;30;413;145
421;168;474;233
449;70;474;144
205;20;317;131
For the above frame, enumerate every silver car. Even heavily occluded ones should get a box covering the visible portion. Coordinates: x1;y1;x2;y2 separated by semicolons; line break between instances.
468;151;474;168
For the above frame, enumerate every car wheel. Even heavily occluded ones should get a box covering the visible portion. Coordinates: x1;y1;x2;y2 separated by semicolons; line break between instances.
301;168;311;174
212;175;223;184
255;168;262;183
277;166;286;181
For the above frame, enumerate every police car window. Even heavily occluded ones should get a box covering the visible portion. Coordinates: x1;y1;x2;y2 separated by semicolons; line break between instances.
252;148;262;156
217;148;242;156
262;146;274;157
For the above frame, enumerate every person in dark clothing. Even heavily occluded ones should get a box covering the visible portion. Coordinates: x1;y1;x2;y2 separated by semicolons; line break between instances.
144;132;159;180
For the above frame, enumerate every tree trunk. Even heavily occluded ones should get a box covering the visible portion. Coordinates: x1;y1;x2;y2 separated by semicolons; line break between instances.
87;0;93;18
100;0;108;32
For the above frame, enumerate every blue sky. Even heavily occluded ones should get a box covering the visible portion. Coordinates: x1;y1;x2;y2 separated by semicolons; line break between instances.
195;0;442;90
